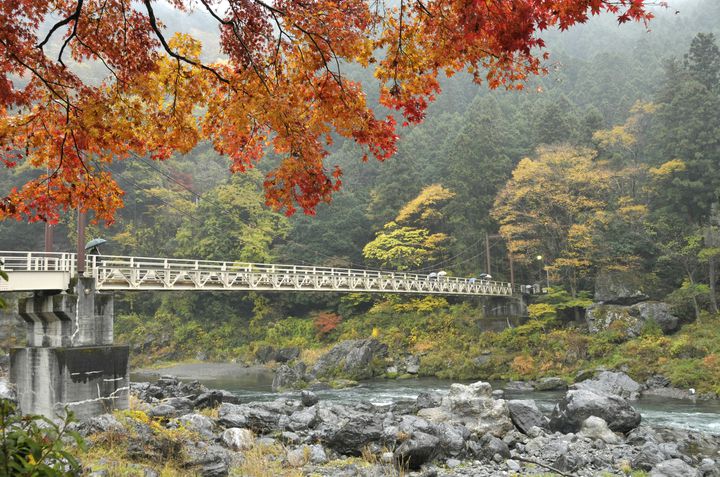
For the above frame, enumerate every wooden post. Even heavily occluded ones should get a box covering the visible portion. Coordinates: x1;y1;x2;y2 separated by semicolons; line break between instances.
77;208;86;274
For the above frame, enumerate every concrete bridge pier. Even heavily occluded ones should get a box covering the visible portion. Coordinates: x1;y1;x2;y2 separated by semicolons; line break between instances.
9;277;129;420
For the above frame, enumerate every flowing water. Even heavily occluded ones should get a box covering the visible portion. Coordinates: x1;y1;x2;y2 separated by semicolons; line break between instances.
132;364;720;434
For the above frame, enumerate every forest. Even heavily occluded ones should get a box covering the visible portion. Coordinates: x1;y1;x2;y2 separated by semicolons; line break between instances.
2;0;720;394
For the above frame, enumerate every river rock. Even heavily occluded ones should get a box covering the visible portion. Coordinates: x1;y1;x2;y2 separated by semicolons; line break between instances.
699;459;719;477
574;371;642;400
442;382;514;437
475;433;510;460
649;459;701;477
507;400;547;434
405;355;420;375
221;428;254;451
579;416;621;444
321;406;384;456
182;443;229;477
178;413;215;437
310;339;388;380
417;391;443;410
394;431;440;469
272;362;307;392
300;390;319;407
286;446;309;467
275;347;301;363
505;381;534;391
193;390;239;408
534;377;567;391
288;405;319;431
594;268;648;305
549;389;641;433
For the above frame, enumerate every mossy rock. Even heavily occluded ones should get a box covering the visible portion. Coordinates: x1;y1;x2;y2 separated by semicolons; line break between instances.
329;379;359;389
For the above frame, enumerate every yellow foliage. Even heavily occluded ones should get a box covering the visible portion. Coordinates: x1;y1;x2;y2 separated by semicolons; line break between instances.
528;303;555;319
650;159;686;177
396;184;455;225
511;354;535;375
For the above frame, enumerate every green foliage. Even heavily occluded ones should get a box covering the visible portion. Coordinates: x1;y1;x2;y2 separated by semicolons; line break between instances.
0;400;87;476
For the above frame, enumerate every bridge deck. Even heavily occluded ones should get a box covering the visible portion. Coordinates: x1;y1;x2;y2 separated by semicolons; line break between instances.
0;251;516;296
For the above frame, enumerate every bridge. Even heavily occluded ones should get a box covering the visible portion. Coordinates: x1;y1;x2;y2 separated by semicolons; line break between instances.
0;251;515;297
0;250;522;420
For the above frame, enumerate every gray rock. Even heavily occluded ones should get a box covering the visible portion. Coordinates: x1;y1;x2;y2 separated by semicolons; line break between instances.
549;389;641;433
534;377;567;391
642;387;697;400
275;347;301;363
626;426;660;446
147;403;177;418
417;392;442;410
308;445;328;464
286;446;308;467
324;409;384;456
631;301;679;333
272;363;307;392
594;268;648;305
507;400;547;434
505;381;534;391
506;459;521;472
476;433;510;460
650;459;701;477
554;452;587;473
178;413;215;437
193;390;239;408
646;375;671;388
405;355;420;375
394;431;440;469
255;345;276;363
579;416;621;444
80;413;123;436
301;390;319;407
574;371;642;400
699;459;719;477
182;443;229;477
311;339;388;380
289;405;319;431
443;382;514;436
221;428;254;451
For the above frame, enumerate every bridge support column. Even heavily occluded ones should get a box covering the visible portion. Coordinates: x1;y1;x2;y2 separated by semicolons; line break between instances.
10;277;128;420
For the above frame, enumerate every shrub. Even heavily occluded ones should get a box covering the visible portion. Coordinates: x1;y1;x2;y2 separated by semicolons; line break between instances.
0;399;86;476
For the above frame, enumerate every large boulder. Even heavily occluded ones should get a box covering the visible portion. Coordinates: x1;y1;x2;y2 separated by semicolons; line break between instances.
322;408;384;456
631;301;679;333
507;400;547;434
573;371;642;400
594;269;648;305
649;459;701;477
393;431;440;469
549;389;641;433
272;362;307;392
440;382;514;437
586;302;679;338
310;339;388;380
579;416;621;444
182;443;229;477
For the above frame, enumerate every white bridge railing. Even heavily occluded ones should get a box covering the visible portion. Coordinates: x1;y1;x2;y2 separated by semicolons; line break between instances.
0;251;515;296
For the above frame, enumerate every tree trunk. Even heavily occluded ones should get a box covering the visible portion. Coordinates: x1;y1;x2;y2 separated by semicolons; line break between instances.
709;256;718;314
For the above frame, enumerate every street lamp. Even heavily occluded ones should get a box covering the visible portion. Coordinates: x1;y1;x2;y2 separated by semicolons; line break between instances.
535;255;550;291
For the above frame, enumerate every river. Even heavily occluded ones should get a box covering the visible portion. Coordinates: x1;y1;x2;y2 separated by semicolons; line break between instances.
132;363;720;434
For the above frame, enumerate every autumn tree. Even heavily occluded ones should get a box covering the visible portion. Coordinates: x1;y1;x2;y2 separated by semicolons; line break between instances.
492;145;613;294
363;184;454;270
0;0;656;224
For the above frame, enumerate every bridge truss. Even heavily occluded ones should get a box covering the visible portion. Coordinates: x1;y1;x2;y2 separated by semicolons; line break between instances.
0;251;516;297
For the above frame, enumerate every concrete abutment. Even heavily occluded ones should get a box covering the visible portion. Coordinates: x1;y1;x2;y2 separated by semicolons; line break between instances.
9;277;128;419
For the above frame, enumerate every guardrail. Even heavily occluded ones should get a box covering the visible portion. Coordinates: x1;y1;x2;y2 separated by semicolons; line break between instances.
0;251;516;296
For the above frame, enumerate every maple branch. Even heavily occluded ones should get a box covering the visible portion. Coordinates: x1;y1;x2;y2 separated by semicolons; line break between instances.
75;36;123;86
57;0;84;68
198;0;272;95
37;0;84;50
142;0;230;86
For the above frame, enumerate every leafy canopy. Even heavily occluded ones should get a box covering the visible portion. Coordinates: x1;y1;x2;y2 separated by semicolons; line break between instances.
0;0;655;223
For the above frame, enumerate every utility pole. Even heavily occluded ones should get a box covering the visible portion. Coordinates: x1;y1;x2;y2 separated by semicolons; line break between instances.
44;223;53;253
485;232;491;275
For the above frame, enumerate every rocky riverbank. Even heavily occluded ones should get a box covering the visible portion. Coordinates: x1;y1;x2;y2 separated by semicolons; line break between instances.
76;372;720;477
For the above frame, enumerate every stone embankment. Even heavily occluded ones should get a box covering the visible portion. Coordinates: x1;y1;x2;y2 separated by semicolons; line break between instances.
76;372;720;477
